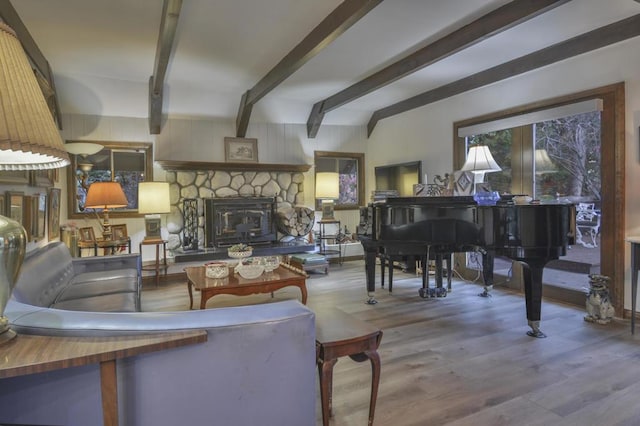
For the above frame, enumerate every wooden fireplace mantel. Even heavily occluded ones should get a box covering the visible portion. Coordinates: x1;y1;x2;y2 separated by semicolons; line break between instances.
157;160;311;173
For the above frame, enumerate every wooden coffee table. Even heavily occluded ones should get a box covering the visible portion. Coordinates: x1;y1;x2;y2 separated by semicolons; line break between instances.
185;264;308;309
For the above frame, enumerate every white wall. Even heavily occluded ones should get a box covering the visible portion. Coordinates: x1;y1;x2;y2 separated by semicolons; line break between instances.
59;115;367;258
366;37;640;310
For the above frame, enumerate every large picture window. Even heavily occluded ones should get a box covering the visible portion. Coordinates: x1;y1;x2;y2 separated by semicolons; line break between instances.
314;151;364;211
66;141;153;219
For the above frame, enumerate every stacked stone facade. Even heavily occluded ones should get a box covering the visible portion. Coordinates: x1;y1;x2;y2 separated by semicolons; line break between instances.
164;170;305;250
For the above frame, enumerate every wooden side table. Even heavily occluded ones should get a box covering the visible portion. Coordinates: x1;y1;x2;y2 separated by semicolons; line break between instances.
315;307;382;426
0;331;207;426
139;239;168;287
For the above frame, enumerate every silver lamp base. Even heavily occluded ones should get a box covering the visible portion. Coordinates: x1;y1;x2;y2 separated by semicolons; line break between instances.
0;214;27;346
0;322;16;344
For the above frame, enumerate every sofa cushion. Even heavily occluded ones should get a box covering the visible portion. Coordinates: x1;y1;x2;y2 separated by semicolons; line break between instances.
51;292;138;312
13;242;75;307
55;269;138;302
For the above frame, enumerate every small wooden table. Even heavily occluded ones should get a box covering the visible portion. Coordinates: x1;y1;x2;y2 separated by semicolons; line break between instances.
315;307;383;426
184;263;308;309
140;239;168;287
0;331;207;426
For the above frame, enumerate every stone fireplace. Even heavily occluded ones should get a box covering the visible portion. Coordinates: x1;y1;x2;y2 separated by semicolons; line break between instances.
163;165;308;251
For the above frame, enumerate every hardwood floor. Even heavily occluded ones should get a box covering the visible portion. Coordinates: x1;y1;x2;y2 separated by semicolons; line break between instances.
142;261;640;426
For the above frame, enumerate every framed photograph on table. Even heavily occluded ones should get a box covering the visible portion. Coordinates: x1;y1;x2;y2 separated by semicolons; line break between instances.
224;137;258;163
111;224;128;240
48;188;61;241
79;227;96;244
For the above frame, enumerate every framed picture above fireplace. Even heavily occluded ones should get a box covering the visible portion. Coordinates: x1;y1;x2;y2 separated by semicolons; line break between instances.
224;137;258;163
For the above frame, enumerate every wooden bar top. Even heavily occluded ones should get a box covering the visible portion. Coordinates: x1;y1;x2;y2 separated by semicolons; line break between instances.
0;331;207;379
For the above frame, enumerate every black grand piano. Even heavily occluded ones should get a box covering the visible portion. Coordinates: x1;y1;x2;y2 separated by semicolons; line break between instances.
357;196;575;338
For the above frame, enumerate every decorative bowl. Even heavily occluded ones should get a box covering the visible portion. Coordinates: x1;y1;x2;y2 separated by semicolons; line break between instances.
228;250;253;259
205;262;229;279
513;195;533;205
237;264;264;279
261;256;280;272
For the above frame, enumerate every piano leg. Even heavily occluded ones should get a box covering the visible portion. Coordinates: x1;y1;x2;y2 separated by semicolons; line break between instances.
364;248;378;304
520;259;547;338
479;250;494;297
446;255;452;292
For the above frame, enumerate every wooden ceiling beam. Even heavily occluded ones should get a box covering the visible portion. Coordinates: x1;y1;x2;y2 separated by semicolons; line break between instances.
367;13;640;137
235;0;383;137
307;0;570;138
149;0;182;135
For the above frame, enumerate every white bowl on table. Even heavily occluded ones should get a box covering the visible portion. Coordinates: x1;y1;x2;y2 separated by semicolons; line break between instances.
205;262;229;278
237;264;264;279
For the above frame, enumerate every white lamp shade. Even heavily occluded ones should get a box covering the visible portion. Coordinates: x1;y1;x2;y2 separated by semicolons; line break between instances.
138;182;171;214
535;149;556;173
315;172;339;199
64;142;104;156
460;145;501;173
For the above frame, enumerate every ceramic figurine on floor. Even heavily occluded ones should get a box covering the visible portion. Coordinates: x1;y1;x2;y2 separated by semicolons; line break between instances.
584;274;615;324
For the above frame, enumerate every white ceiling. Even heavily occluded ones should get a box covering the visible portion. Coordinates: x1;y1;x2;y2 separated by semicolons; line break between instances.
12;0;640;127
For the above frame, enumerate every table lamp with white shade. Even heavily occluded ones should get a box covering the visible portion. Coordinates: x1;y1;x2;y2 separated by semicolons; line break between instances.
534;148;557;174
315;172;339;221
138;182;171;240
0;22;70;344
460;144;502;190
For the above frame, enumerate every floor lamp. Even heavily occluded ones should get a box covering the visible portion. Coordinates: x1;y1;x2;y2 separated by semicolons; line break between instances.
0;22;70;344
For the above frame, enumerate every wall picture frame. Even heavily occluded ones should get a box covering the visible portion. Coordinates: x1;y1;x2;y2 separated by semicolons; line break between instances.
0;171;30;185
6;191;24;225
30;170;54;188
37;193;47;240
224;137;258;163
23;195;34;241
48;188;61;241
